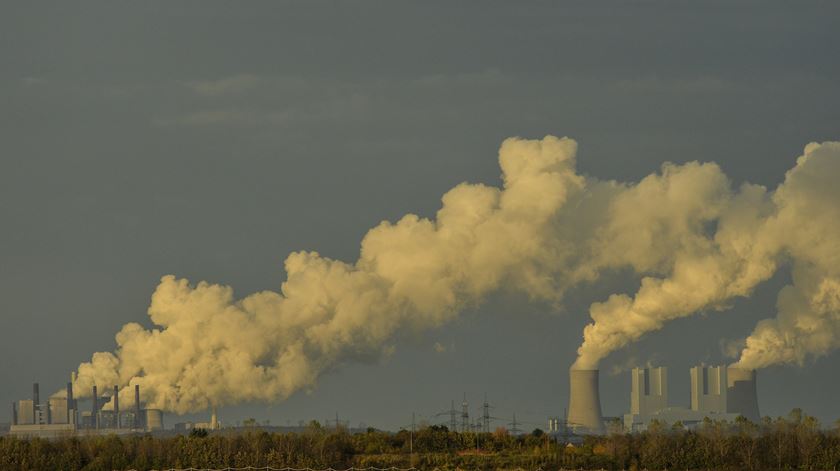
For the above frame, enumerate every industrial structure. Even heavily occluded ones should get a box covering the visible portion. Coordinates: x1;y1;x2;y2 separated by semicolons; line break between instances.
726;367;761;423
9;378;164;438
566;365;761;434
567;369;605;434
624;365;734;431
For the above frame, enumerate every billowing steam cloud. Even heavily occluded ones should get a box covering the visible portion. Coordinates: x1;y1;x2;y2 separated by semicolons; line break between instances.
69;136;840;413
733;142;840;369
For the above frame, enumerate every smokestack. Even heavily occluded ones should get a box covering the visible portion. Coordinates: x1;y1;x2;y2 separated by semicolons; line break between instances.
211;405;218;430
66;381;74;424
32;382;39;422
11;402;17;426
567;368;604;434
113;385;119;428
726;367;760;422
92;385;98;429
134;384;141;429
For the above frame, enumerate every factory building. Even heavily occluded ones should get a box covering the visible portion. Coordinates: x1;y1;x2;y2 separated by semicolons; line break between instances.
9;378;164;438
566;364;762;435
691;365;727;413
623;365;751;432
630;366;668;418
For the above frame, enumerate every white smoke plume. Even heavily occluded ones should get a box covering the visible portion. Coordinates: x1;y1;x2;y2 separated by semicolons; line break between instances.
733;142;840;369
68;136;840;413
574;141;840;370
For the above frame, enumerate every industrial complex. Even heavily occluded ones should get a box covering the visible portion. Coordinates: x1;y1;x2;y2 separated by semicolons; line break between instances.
567;365;761;434
6;363;761;439
8;380;163;438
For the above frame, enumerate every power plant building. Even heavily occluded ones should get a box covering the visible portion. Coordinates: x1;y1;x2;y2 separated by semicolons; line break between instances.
8;378;164;438
623;365;754;432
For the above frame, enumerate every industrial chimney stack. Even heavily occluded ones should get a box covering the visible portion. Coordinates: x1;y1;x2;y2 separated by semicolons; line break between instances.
134;384;141;430
726;367;760;422
567;368;604;434
66;381;74;424
32;383;39;423
92;385;98;429
113;385;119;428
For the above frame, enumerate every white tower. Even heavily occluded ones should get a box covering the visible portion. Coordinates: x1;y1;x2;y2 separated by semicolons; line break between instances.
690;365;727;413
630;366;668;417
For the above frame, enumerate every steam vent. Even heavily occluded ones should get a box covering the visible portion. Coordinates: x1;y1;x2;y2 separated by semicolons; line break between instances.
567;368;604;434
726;367;760;422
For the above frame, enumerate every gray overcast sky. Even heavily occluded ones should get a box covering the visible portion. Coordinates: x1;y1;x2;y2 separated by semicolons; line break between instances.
1;2;839;430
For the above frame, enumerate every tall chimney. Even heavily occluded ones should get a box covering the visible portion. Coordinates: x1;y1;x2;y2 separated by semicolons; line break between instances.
11;402;17;426
567;368;604;434
92;385;98;429
66;381;74;424
211;405;218;430
726;367;760;422
32;383;39;423
134;384;141;429
113;385;119;428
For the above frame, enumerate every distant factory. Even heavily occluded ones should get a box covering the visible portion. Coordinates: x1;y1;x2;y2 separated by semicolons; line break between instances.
9;378;164;438
567;364;761;434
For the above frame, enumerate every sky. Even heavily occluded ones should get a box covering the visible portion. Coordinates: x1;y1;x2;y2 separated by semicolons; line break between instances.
1;2;839;431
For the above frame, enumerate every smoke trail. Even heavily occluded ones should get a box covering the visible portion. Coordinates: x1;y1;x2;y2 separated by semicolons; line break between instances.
571;161;779;368
72;136;594;413
69;136;840;412
574;141;840;370
733;142;840;369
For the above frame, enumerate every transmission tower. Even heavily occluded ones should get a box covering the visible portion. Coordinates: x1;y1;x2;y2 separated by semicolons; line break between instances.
461;393;469;433
327;412;348;430
481;393;491;433
434;400;459;431
508;412;523;435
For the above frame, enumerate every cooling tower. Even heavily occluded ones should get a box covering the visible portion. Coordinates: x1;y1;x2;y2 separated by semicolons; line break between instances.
145;409;163;431
567;368;604;434
726;367;760;422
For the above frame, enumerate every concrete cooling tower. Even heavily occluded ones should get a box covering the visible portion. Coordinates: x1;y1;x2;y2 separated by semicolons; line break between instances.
726;367;760;423
567;368;604;434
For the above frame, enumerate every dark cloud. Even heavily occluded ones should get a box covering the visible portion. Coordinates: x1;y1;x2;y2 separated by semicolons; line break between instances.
1;1;838;429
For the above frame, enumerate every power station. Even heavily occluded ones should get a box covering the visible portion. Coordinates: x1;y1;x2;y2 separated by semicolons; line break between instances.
567;365;761;433
8;378;164;438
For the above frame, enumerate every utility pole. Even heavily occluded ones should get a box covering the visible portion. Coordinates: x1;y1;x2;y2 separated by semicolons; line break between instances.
410;412;415;467
475;418;482;452
450;400;457;431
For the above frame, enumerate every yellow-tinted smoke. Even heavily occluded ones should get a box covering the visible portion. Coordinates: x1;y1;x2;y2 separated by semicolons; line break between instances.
68;136;840;412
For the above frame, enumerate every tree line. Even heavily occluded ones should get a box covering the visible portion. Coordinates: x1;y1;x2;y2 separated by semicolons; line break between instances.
1;409;839;470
